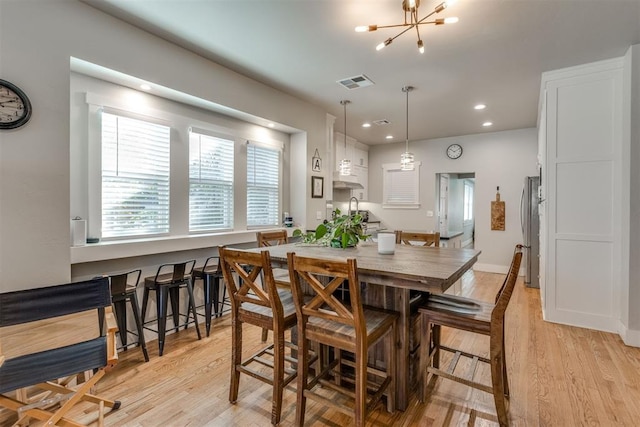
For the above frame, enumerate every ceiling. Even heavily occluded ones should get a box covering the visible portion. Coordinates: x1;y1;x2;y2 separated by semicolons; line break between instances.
83;0;640;146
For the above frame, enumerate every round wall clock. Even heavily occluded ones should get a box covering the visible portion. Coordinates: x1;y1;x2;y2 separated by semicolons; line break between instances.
0;79;32;130
446;143;463;159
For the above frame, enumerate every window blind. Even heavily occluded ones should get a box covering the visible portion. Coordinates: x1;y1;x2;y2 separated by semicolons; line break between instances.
383;162;421;208
101;112;171;238
247;143;280;227
189;131;234;231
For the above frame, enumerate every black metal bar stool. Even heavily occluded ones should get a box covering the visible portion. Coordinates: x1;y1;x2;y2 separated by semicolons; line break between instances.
192;255;225;337
108;269;149;362
141;260;202;356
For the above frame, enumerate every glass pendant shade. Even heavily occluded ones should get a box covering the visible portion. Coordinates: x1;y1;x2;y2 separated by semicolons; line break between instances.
400;151;415;170
339;158;352;175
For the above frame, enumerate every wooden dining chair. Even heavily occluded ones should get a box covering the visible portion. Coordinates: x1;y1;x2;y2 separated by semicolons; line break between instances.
256;230;290;342
395;230;440;247
219;246;300;425
287;252;398;427
418;244;523;427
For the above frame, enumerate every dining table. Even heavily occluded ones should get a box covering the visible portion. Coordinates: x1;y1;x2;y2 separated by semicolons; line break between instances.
250;241;481;411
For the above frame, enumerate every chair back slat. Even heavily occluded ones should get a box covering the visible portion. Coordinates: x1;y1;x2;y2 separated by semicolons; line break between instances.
0;278;110;327
395;231;440;247
256;230;288;247
288;253;364;330
219;247;283;315
491;245;523;323
109;269;141;295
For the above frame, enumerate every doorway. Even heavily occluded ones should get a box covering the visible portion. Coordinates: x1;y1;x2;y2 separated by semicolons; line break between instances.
436;173;475;248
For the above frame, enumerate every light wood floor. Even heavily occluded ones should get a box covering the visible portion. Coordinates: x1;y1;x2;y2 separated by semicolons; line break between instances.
2;270;640;426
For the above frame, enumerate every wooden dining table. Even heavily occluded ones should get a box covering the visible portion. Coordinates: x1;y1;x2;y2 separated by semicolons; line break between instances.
250;241;481;411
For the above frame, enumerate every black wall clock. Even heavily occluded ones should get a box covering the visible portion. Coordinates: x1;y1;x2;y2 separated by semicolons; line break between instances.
0;79;32;130
446;143;463;159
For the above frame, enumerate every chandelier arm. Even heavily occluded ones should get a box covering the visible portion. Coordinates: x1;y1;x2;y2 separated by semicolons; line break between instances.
415;8;439;26
389;24;417;43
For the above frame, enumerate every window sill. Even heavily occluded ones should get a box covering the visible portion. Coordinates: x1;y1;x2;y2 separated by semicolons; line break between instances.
70;228;298;264
382;203;421;209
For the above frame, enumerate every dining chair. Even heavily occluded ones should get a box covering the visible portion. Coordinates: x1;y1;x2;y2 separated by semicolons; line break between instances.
0;277;120;426
395;230;440;247
192;254;227;337
108;269;149;362
418;244;523;427
141;260;202;356
287;252;399;427
256;229;290;342
219;246;300;425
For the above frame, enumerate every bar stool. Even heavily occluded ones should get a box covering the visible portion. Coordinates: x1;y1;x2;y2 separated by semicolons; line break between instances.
108;269;149;362
192;255;226;337
141;260;202;356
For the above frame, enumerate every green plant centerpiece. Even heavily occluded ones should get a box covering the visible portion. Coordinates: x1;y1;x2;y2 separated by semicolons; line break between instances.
294;208;370;249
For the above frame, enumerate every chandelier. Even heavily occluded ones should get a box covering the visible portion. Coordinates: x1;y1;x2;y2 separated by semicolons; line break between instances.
400;86;415;171
339;100;352;176
355;0;459;54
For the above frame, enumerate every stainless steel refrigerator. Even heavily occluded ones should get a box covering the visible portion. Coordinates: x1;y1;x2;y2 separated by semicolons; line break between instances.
520;176;540;288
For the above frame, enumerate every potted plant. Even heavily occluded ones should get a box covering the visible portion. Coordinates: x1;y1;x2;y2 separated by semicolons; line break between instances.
294;208;370;249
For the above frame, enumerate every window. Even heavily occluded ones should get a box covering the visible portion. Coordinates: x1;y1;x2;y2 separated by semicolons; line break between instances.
247;142;281;227
464;180;474;221
382;162;421;208
101;112;171;238
189;129;235;231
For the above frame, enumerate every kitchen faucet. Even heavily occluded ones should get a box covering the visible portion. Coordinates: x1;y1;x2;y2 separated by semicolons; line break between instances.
348;196;359;217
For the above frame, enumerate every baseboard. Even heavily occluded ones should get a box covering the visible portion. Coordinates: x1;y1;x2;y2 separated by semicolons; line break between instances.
473;263;509;274
617;321;640;347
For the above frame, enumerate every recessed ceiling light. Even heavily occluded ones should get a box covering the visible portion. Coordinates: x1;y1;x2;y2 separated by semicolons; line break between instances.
267;123;275;128
482;121;493;127
362;123;371;128
474;104;486;110
140;84;151;91
386;135;393;139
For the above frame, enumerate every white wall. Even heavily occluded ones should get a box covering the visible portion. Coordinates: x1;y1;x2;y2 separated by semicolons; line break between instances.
0;0;329;291
625;44;640;340
366;128;538;271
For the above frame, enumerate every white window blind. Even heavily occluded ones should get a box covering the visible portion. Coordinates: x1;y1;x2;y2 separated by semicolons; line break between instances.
189;131;234;231
247;142;280;227
382;162;421;208
101;112;171;238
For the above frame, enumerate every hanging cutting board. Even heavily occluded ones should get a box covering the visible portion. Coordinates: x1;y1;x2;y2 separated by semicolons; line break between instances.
491;188;505;231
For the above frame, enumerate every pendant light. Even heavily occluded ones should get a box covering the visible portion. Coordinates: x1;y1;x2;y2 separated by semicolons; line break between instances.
339;100;351;176
400;86;415;171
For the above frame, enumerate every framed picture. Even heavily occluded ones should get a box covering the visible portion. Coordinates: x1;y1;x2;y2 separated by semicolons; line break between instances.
311;176;324;198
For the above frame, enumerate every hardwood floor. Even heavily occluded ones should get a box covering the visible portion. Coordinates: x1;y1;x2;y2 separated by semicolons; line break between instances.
2;270;640;426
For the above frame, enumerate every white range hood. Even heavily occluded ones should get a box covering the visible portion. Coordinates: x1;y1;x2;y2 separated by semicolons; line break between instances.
332;171;363;189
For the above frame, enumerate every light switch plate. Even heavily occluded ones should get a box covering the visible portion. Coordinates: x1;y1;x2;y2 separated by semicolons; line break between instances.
427;210;434;217
316;211;322;220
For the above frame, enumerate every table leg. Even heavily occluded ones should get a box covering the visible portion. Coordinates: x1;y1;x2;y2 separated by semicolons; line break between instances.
394;287;410;411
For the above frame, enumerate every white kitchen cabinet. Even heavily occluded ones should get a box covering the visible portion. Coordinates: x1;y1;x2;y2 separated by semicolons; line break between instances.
351;165;368;201
352;146;368;168
539;57;624;333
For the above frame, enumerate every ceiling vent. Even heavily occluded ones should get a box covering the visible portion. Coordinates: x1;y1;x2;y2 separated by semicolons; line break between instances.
337;74;375;90
373;119;390;126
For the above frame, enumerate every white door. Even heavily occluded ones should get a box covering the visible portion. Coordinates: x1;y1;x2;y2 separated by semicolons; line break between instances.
439;174;449;235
